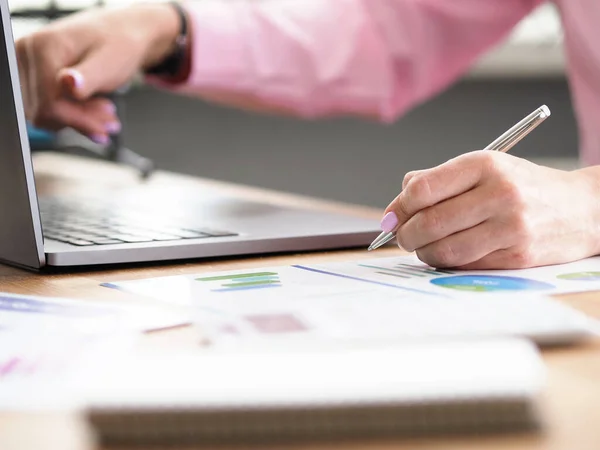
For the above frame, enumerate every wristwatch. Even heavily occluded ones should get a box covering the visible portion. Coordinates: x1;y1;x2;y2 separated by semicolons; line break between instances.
144;1;190;80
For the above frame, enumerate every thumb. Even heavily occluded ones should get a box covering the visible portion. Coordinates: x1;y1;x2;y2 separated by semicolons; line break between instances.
58;46;136;100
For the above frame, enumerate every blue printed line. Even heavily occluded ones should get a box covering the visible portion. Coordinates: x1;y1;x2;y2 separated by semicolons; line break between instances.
212;284;282;293
292;265;448;298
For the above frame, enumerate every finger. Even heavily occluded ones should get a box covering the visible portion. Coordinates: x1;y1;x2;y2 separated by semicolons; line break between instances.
456;247;536;270
58;71;120;119
59;44;138;100
68;98;121;141
35;97;119;130
24;34;66;114
35;98;120;144
402;170;423;190
383;152;488;231
59;68;85;98
397;184;497;252
414;220;508;269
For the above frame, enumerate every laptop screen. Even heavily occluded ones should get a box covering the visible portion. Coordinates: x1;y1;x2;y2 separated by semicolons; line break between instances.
0;0;45;269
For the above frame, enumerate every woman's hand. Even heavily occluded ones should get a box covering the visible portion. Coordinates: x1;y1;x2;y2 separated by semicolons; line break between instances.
380;150;600;269
15;3;181;144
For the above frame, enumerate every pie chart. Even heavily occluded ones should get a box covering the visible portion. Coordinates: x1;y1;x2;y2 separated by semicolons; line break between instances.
557;272;600;281
430;275;554;292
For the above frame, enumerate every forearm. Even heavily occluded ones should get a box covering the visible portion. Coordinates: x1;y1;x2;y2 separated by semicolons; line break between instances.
150;0;540;121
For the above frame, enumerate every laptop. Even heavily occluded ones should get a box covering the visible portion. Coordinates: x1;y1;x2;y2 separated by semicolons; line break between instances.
0;2;381;270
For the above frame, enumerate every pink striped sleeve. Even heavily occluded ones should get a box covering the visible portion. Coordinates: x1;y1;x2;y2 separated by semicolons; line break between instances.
153;0;542;122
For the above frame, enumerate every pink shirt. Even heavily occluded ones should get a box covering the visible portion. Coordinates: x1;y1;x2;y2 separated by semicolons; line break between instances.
163;0;600;166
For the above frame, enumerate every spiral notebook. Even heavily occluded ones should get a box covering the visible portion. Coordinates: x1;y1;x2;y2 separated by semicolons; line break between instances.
83;338;545;445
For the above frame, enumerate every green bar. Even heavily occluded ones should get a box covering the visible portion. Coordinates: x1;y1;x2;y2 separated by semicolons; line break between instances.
222;280;281;288
196;272;278;282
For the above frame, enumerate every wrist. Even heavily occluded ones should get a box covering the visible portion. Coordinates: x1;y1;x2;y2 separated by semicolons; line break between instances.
573;166;600;256
135;2;183;70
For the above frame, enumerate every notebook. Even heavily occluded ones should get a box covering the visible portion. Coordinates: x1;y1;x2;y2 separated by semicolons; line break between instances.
83;338;545;445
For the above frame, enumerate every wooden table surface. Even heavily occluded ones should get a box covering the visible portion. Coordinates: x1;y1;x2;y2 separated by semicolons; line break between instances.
1;153;600;450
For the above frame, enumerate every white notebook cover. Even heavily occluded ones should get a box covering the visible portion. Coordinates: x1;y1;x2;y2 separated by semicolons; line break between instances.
83;338;546;444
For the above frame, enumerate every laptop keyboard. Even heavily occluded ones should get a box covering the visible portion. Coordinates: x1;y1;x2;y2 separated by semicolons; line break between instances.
39;197;238;247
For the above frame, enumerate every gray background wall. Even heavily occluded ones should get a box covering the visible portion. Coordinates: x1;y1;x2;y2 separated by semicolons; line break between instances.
119;78;578;209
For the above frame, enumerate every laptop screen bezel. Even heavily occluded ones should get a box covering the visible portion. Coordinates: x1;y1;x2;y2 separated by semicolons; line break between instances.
0;0;45;269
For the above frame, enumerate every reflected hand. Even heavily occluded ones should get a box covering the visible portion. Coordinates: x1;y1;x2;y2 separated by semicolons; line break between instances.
15;4;181;144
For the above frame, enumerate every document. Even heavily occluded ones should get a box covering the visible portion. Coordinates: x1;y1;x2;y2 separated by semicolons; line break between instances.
103;255;598;348
0;328;137;411
0;291;188;334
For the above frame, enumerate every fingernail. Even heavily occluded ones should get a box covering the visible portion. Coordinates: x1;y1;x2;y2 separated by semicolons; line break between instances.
105;121;121;134
90;134;110;145
380;212;398;233
65;69;84;90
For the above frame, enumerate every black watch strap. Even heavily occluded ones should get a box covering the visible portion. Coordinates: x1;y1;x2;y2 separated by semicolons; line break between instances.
145;1;189;78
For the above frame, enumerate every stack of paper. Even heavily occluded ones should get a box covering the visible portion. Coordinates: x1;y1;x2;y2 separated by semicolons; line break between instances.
104;255;599;348
84;338;546;445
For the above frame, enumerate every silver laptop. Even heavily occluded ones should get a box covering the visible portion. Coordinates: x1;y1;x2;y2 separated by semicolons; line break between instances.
0;2;381;270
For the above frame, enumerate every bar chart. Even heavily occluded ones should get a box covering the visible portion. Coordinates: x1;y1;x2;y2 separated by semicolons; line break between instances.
196;272;282;292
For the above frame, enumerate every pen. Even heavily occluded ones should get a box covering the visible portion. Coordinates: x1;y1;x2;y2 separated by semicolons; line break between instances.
368;104;551;252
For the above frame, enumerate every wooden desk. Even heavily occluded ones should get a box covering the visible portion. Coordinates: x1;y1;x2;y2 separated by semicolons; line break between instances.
2;153;600;450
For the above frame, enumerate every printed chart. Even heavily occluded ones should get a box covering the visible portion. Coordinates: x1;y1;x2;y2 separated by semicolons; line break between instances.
101;255;599;347
357;262;555;292
0;292;187;334
319;257;600;295
0;293;114;316
430;275;555;292
196;272;282;292
104;255;600;306
557;272;600;281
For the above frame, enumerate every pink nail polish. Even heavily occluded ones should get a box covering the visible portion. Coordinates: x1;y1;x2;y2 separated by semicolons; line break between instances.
90;134;110;145
65;69;84;90
380;212;398;233
105;121;121;134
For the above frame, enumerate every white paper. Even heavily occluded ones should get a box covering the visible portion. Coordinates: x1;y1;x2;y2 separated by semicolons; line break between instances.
0;292;189;334
0;328;138;411
307;254;600;296
103;255;598;348
83;338;545;410
0;292;186;412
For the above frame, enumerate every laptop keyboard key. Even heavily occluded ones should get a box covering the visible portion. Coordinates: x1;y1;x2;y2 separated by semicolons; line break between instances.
138;233;184;241
91;238;126;245
109;234;153;243
64;239;95;246
164;229;211;239
191;228;238;237
39;196;239;246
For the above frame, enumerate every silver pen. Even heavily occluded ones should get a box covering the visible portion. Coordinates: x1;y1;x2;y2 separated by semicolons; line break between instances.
368;105;551;252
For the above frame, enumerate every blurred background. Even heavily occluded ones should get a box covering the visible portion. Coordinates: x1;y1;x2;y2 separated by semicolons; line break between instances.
9;0;578;208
